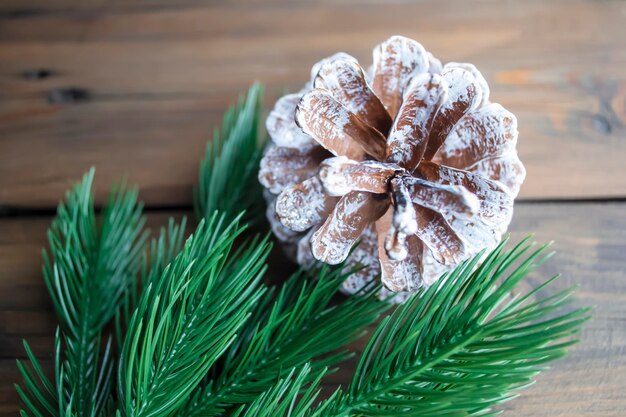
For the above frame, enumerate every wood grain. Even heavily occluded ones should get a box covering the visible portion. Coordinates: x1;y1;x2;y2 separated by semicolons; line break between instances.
1;202;625;416
1;1;625;416
1;0;626;208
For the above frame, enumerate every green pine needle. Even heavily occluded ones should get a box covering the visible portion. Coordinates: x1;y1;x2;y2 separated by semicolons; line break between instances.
234;237;591;417
230;365;339;417
181;267;390;417
116;213;271;417
141;217;188;288
17;169;148;417
194;83;265;224
116;217;189;350
15;330;62;417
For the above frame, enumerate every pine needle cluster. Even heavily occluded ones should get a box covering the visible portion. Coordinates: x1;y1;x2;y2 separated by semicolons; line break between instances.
15;85;590;417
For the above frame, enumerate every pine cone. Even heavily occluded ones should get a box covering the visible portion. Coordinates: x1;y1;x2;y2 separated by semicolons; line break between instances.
260;36;525;299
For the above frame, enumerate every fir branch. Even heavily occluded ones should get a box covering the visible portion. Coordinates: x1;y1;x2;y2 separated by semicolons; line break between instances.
181;268;390;417
116;217;188;349
342;239;590;416
230;365;339;417
17;169;148;417
116;214;272;417
141;217;188;288
15;330;62;417
194;83;265;224
235;237;591;417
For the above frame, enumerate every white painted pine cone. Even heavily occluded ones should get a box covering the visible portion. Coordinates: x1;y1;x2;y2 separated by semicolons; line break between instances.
259;36;525;300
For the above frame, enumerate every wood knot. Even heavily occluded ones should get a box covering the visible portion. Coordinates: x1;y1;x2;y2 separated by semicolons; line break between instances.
591;114;612;135
47;87;90;104
3;9;42;18
21;68;55;80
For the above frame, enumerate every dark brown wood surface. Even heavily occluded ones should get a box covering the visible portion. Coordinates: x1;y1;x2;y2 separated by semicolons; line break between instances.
1;0;626;207
1;0;625;416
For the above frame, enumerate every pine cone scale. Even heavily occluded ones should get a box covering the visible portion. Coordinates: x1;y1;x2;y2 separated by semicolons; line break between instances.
258;145;328;194
444;62;491;105
434;103;518;170
414;206;468;265
371;36;429;119
405;177;480;217
311;191;389;265
386;73;447;170
314;57;392;135
423;68;483;160
266;93;316;150
275;176;336;232
319;157;403;196
416;162;513;227
296;90;381;160
468;154;525;197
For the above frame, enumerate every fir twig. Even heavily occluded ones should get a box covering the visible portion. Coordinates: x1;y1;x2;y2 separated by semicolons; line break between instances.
14;330;63;417
116;214;272;417
194;83;265;224
116;217;188;349
230;365;339;417
16;169;148;417
235;237;591;417
181;267;389;417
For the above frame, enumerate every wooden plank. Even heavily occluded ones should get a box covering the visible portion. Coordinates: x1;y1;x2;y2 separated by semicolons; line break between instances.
1;0;626;207
0;98;225;209
0;202;625;415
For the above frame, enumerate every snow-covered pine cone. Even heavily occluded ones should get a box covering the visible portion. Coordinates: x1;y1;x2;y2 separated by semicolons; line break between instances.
259;36;525;299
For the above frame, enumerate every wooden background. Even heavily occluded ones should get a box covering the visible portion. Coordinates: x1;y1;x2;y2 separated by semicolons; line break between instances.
1;0;625;415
